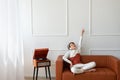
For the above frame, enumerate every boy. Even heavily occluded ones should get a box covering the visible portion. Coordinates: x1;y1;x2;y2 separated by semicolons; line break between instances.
63;29;96;74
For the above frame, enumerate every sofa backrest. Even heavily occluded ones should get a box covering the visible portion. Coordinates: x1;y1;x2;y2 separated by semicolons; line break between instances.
63;55;110;69
80;55;108;68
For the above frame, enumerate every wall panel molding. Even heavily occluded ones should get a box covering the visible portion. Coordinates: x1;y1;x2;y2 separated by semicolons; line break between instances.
31;0;68;36
89;48;120;58
89;0;120;36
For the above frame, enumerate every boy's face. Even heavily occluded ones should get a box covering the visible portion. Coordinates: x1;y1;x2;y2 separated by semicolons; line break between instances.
70;43;76;50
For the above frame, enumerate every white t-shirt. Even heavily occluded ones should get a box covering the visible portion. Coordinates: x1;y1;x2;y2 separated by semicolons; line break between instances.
63;36;83;64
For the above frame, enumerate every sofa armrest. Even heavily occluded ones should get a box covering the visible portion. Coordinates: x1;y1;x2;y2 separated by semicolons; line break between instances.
56;55;63;80
107;56;120;80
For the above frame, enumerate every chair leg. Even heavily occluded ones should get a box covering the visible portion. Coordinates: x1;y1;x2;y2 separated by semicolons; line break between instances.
33;67;36;80
45;67;48;78
36;67;39;80
48;66;51;80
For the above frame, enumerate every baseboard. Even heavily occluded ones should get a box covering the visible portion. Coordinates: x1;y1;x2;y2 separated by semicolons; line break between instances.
24;76;55;79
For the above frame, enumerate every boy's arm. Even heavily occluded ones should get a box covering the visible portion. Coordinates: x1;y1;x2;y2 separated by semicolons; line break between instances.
63;52;72;65
78;29;85;51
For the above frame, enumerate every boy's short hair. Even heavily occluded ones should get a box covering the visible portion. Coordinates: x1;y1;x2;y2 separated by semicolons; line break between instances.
67;42;75;50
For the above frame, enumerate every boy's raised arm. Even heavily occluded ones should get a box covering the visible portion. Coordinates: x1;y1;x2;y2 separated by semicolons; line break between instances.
78;29;85;52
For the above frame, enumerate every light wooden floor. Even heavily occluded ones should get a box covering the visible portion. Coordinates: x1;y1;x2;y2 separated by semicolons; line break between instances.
25;77;55;80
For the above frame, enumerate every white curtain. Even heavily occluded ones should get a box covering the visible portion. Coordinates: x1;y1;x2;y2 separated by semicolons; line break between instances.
0;0;24;80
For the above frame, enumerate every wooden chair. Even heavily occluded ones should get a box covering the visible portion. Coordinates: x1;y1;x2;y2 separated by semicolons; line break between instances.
33;48;51;80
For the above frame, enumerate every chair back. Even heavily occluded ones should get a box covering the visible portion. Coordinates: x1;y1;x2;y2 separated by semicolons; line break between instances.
33;48;49;60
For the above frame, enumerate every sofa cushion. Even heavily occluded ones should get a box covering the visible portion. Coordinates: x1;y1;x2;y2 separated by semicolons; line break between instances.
62;68;116;80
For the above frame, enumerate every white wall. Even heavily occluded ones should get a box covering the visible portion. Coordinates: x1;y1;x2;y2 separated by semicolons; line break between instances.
22;0;120;77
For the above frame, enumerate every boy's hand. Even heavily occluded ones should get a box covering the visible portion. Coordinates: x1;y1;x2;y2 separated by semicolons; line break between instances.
81;28;85;36
70;63;73;67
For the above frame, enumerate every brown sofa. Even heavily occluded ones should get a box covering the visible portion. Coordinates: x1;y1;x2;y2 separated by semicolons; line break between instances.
56;55;120;80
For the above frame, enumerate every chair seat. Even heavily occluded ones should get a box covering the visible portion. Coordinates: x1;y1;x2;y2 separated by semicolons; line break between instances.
38;61;50;66
33;59;51;67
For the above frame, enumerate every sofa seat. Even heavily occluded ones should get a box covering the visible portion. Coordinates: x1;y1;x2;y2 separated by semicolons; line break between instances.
62;68;116;80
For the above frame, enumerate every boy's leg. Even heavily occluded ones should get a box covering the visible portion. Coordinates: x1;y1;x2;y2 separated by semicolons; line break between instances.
81;61;96;71
73;63;84;69
71;66;84;74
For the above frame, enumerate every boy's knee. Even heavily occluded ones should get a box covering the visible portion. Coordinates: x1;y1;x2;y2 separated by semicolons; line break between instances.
71;67;76;73
71;67;84;74
91;61;96;67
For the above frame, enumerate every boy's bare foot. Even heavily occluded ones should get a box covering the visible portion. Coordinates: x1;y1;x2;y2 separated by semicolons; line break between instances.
73;73;76;75
85;69;96;72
